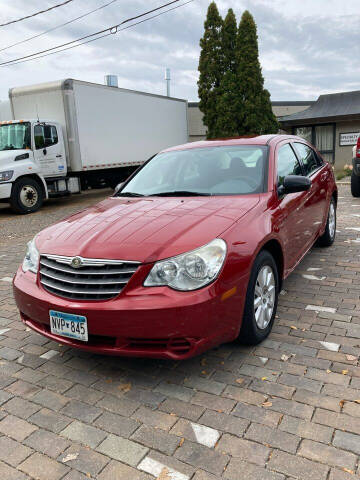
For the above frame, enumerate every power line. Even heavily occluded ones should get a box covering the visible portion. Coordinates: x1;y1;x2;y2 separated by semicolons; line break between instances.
0;0;120;53
0;0;76;28
0;0;182;66
0;0;194;68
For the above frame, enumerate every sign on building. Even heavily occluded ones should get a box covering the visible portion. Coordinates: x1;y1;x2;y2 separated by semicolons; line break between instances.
339;132;360;146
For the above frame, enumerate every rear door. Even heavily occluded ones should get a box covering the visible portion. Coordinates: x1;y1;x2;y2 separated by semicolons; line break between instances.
293;142;327;237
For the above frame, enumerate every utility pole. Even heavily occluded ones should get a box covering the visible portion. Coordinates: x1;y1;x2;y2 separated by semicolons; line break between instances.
165;68;171;97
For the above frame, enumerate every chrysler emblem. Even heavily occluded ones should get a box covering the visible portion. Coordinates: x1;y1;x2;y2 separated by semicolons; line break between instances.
71;256;82;268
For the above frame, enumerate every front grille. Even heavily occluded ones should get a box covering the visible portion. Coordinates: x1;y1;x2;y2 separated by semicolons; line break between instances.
39;254;140;301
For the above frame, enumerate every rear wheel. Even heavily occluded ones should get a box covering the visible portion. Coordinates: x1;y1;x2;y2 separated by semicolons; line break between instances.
317;198;336;247
238;250;279;345
10;178;44;214
351;172;360;197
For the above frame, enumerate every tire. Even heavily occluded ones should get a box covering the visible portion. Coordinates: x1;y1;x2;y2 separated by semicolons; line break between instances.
238;250;279;345
10;177;44;214
351;172;360;197
317;197;336;247
108;178;121;190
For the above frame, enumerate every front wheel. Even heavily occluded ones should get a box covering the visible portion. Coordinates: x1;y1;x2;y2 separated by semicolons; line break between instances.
10;178;44;214
351;172;360;197
317;198;336;247
238;250;279;345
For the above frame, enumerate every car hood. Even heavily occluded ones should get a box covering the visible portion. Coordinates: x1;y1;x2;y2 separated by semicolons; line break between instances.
0;149;28;165
36;195;260;263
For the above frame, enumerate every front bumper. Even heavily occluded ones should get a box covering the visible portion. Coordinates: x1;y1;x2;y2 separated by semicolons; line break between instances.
0;182;12;199
352;157;360;176
13;267;242;359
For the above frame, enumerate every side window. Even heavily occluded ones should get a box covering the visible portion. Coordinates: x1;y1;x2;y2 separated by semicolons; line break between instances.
34;124;58;150
277;144;302;185
294;143;320;176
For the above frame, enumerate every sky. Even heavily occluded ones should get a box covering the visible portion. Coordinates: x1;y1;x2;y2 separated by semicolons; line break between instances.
0;0;359;102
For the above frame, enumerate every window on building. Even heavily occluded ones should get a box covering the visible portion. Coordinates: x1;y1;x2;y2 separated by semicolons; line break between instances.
294;143;320;176
34;124;58;149
292;124;335;164
294;127;312;144
277;144;303;185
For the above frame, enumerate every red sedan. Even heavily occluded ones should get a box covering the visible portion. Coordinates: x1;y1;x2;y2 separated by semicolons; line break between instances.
13;135;337;359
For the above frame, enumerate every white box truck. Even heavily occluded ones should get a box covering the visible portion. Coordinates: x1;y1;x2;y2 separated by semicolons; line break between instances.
0;79;188;213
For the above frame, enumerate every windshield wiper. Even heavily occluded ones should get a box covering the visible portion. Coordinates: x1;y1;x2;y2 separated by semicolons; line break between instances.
116;191;145;197
149;190;210;197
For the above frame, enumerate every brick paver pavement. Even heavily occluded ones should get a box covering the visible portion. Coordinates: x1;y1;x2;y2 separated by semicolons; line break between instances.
0;185;360;479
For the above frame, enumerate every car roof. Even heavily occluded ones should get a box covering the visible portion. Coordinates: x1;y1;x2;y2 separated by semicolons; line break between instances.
161;134;306;153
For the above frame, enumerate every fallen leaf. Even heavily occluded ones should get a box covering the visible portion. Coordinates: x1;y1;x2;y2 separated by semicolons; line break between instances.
339;399;346;408
179;437;185;447
343;468;354;474
157;467;171;480
346;354;357;361
342;370;349;375
290;326;298;330
62;453;79;463
235;378;244;385
326;369;331;374
118;382;131;393
281;354;290;362
262;401;273;407
201;370;207;375
261;377;267;381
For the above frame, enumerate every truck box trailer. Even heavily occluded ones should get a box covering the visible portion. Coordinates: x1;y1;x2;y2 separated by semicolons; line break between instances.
0;79;188;213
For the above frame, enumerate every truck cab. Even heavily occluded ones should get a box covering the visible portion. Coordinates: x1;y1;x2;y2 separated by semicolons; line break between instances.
0;120;78;213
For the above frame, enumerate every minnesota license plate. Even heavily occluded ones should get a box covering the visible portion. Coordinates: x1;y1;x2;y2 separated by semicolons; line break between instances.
49;310;88;342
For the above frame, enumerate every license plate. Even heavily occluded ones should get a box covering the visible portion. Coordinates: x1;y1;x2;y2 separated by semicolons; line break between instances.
49;310;88;342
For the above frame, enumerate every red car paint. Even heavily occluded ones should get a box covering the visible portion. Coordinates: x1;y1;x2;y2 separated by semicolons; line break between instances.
13;135;337;359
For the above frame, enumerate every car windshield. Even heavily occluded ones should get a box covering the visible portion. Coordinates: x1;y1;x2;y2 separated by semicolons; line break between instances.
119;145;268;197
0;122;31;151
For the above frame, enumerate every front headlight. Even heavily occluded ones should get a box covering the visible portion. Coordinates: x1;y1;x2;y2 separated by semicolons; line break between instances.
144;239;227;291
0;170;14;182
22;237;40;274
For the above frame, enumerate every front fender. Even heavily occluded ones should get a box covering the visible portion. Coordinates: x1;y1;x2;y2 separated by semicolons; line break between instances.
10;162;48;199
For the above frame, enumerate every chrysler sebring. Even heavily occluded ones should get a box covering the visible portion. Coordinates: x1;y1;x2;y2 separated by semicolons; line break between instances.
13;135;337;359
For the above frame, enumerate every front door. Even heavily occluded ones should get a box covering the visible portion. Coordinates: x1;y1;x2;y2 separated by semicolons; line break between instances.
273;143;309;271
293;142;327;239
33;123;66;177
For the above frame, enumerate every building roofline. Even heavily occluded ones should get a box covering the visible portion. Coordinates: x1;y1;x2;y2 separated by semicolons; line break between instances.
189;100;315;108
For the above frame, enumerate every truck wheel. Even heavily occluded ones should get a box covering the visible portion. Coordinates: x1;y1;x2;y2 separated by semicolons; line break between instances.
10;178;44;214
107;178;120;190
238;250;279;345
317;197;336;247
351;172;360;197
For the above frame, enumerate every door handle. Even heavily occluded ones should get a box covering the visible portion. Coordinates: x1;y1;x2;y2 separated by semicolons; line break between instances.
56;154;62;158
321;172;329;182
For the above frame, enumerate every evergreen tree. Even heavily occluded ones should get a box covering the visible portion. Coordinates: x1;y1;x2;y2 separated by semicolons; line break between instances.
215;8;239;137
236;10;278;135
198;2;223;139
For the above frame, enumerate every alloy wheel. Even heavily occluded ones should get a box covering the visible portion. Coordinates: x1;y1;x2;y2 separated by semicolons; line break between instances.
254;265;276;330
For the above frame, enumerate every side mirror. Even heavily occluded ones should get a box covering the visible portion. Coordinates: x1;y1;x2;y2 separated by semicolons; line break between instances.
114;182;124;194
278;175;311;196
